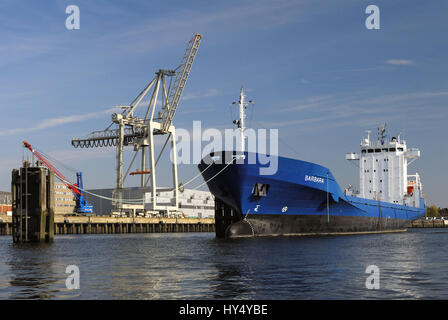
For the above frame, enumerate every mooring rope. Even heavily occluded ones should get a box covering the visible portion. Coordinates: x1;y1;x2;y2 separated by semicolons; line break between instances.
180;162;213;189
189;157;237;191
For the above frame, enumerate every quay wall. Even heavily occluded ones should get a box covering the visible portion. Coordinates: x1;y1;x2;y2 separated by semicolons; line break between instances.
409;219;448;228
0;213;214;236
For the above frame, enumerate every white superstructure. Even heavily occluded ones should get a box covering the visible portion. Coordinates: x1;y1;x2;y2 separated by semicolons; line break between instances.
345;126;423;208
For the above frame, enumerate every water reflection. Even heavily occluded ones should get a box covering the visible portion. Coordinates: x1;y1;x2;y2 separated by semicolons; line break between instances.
207;238;257;299
211;263;249;299
0;230;448;299
5;242;79;299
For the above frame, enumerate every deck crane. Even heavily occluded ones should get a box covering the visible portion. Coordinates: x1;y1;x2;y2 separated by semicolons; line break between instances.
22;141;93;214
71;33;202;214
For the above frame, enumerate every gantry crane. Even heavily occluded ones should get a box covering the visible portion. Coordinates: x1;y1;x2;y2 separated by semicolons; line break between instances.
71;33;202;213
22;141;93;214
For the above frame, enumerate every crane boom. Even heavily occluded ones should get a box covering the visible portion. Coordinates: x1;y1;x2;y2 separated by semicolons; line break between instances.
161;32;202;132
23;141;93;214
23;141;81;196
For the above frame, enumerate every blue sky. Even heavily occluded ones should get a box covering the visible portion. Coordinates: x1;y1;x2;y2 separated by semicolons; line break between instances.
0;0;447;207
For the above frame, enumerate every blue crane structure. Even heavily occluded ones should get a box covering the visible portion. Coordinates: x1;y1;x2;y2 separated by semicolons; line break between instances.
74;172;93;214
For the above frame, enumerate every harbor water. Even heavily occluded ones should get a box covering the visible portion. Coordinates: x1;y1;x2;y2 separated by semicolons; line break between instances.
0;228;448;299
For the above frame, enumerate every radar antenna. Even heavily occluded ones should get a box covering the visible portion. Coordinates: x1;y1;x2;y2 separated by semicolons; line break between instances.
378;123;387;145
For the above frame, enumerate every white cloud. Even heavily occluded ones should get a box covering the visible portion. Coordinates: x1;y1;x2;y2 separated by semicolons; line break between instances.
182;88;221;101
0;107;120;137
386;59;414;65
98;0;314;55
260;90;448;130
277;95;334;112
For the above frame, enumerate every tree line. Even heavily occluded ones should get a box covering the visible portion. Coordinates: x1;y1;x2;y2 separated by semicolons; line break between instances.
426;206;448;217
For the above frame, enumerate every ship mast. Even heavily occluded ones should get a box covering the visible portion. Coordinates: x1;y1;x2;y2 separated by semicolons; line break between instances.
232;87;253;153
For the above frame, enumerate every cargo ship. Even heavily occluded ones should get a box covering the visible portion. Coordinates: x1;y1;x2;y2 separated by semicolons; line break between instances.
198;88;426;237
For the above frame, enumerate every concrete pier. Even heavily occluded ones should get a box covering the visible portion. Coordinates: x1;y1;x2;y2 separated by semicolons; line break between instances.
0;214;214;236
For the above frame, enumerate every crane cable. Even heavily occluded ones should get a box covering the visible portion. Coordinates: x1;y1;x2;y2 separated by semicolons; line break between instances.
59;157;231;201
33;146;79;174
25;143;154;204
26;146;234;203
26;144;216;202
57;177;146;204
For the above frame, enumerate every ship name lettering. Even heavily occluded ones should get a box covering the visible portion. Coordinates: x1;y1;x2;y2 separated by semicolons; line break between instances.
305;175;324;184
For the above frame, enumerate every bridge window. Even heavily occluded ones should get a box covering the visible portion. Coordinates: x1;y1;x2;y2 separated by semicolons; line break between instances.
375;149;381;152
362;149;367;154
368;149;374;153
389;148;396;152
382;148;388;152
398;147;404;151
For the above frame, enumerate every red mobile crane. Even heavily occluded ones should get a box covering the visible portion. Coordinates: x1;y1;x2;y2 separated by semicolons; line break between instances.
22;141;93;214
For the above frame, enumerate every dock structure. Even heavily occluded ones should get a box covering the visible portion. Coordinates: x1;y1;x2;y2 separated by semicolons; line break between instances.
4;217;447;235
11;164;55;243
409;219;448;228
0;214;214;236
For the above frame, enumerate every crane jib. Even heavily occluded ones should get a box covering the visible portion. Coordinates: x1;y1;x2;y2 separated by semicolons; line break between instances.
22;141;82;196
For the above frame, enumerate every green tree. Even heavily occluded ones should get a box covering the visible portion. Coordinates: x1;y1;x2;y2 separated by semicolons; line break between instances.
426;205;439;217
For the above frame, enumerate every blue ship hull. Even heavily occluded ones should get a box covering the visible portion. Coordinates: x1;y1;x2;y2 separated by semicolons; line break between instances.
198;151;426;238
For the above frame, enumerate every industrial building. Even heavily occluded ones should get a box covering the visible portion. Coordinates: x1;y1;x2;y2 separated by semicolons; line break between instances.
54;182;77;215
5;169;214;217
85;187;214;218
0;191;12;214
3;182;74;215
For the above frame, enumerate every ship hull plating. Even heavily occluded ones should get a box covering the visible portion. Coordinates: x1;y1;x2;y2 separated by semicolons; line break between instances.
201;151;426;238
217;200;410;238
